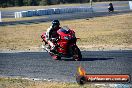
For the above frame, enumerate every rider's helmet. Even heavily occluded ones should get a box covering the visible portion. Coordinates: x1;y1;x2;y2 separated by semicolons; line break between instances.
52;20;60;29
109;3;113;6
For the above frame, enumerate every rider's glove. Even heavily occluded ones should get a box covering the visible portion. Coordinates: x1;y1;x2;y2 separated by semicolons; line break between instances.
46;37;49;41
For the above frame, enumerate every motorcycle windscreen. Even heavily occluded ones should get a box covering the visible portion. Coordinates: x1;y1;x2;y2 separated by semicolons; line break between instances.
58;27;70;35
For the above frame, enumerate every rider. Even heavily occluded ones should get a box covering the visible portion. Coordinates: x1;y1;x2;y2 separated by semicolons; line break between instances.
45;20;61;51
108;3;114;12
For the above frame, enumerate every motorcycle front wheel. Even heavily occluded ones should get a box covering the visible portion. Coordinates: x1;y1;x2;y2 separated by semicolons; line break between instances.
72;46;82;61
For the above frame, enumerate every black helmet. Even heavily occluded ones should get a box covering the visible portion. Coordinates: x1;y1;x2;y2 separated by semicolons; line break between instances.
109;3;113;6
52;20;60;28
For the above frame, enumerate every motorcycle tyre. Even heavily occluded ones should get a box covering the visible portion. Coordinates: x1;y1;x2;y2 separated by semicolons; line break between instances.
72;46;82;61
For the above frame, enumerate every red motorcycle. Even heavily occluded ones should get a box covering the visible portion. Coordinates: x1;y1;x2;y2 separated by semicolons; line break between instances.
41;26;82;61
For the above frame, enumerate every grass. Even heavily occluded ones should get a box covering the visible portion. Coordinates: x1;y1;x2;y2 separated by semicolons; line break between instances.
0;77;97;88
2;16;47;22
0;13;132;51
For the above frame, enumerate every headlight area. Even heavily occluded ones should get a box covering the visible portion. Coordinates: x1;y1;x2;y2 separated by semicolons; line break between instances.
64;36;71;40
64;36;77;42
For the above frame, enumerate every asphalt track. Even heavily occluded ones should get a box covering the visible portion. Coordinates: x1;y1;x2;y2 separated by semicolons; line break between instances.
0;50;132;83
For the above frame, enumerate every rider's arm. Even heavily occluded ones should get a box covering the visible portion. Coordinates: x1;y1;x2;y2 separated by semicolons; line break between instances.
46;26;52;40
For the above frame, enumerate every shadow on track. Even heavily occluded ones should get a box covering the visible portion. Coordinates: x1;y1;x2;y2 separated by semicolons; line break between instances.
81;57;114;61
60;57;114;61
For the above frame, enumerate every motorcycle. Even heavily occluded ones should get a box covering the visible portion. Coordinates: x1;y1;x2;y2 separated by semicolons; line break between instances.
41;26;82;61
